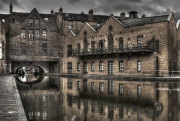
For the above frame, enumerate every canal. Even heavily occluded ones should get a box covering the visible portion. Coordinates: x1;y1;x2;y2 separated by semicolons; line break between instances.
15;74;180;121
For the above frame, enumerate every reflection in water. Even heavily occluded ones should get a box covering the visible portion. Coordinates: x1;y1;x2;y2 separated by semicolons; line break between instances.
17;77;180;121
17;65;44;83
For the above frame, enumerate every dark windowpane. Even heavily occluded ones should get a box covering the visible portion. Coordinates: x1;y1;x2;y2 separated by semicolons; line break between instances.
21;43;26;54
67;45;72;57
155;41;159;52
42;43;47;54
42;29;47;40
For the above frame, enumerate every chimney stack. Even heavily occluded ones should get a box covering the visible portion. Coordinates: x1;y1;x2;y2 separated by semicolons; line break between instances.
10;3;13;14
59;7;63;17
88;9;94;21
51;9;54;15
142;14;145;18
129;11;138;19
81;11;84;15
120;12;125;19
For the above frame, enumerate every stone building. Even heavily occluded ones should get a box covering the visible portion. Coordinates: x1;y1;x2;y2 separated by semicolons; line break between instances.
0;3;61;73
59;9;178;76
0;19;7;74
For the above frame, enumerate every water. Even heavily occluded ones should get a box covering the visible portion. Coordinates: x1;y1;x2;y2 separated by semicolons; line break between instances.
16;75;180;121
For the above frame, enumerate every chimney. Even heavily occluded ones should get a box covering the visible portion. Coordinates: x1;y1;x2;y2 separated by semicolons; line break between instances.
81;11;84;15
120;12;125;19
142;14;145;18
110;13;114;16
129;11;138;19
59;7;63;17
88;9;94;21
10;3;12;14
51;9;54;15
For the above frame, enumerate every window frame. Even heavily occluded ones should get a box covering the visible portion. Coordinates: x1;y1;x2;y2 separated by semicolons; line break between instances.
155;40;159;52
21;43;26;54
35;18;40;25
99;61;103;71
35;29;40;39
29;29;33;40
42;29;47;40
137;60;141;72
119;61;124;72
77;62;80;71
67;45;72;57
21;29;26;39
91;62;95;72
99;83;104;92
91;82;95;92
42;43;47;54
29;18;33;26
77;81;80;90
119;84;124;95
137;85;141;96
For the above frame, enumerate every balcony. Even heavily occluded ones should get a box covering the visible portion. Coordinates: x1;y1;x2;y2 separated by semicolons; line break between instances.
73;41;154;56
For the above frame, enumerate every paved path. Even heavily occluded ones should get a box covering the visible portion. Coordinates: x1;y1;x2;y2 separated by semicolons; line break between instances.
0;75;27;121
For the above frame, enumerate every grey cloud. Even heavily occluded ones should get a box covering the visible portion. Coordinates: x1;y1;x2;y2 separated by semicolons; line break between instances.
0;0;21;11
93;0;177;18
67;0;81;5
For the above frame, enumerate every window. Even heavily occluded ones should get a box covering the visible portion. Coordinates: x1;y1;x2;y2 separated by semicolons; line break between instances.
29;18;33;26
137;85;141;96
99;61;103;71
119;37;123;51
119;61;124;72
29;29;33;39
83;79;88;91
67;78;72;89
35;18;39;25
137;60;141;72
99;104;104;115
108;26;113;32
91;82;95;92
42;29;47;40
91;101;95;113
21;29;26;39
137;36;141;47
35;29;40;39
155;41;159;52
99;83;104;92
119;105;124;119
21;43;26;54
68;21;73;29
91;62;95;71
2;41;4;53
67;62;72;73
99;41;104;50
77;62;80;71
44;18;48;21
42;43;47;54
0;43;2;59
77;81;80;90
67;45;72;57
77;43;80;54
119;84;124;95
108;80;114;93
83;62;88;73
91;41;95;49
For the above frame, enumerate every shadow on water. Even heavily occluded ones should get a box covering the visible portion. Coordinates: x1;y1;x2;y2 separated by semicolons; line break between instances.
15;75;180;121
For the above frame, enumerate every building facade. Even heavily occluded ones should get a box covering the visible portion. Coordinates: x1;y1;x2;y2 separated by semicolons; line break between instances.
59;9;178;76
0;3;61;74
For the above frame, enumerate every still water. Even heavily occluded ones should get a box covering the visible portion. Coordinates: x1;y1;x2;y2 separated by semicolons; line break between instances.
16;75;179;121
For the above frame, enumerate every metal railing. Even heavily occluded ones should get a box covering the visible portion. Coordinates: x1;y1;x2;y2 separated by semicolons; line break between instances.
73;41;154;56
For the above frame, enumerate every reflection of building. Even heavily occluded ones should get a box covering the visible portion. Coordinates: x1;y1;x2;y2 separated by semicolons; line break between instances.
60;9;178;76
20;90;62;121
60;78;178;121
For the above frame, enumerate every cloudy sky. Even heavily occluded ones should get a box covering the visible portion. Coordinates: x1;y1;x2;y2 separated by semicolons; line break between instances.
0;0;180;21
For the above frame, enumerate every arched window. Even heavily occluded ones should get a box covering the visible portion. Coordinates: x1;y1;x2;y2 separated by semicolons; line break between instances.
108;34;113;49
84;31;87;49
108;26;113;32
119;37;123;51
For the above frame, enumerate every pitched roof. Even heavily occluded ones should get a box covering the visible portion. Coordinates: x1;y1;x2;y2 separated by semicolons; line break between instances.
119;15;169;27
61;13;111;23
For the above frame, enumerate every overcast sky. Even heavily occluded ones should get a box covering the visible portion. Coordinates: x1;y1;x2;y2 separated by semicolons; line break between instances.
0;0;180;22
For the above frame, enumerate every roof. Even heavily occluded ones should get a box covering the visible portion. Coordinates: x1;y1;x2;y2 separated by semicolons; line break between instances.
119;15;169;27
61;13;112;23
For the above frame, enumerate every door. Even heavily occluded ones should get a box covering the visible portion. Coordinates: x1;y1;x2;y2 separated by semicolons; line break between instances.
108;61;114;75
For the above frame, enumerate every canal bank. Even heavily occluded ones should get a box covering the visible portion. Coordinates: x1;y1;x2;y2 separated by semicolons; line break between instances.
44;73;180;82
0;75;27;121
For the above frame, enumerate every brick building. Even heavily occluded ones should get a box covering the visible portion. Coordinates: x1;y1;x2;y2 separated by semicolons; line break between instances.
59;9;179;76
0;3;61;73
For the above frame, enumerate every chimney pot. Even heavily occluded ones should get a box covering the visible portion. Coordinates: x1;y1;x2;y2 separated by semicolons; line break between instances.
51;9;54;15
59;7;63;17
88;9;94;20
129;11;138;19
81;11;84;14
142;14;145;18
10;3;13;14
120;12;125;19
